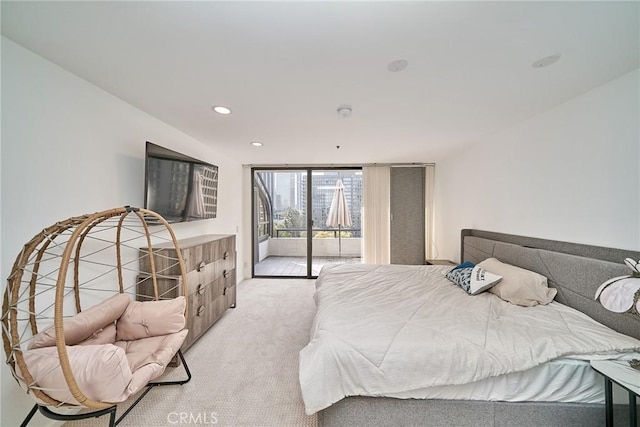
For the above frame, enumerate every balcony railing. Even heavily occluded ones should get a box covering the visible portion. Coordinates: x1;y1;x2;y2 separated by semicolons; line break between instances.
274;228;361;238
258;229;362;260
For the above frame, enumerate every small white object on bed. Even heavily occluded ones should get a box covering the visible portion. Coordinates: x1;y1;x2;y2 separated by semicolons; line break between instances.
299;263;640;415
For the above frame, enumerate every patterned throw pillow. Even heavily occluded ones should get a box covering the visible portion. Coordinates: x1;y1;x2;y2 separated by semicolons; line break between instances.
445;263;475;293
445;262;502;295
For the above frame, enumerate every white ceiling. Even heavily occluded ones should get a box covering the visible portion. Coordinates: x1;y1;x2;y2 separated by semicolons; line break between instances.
2;1;638;165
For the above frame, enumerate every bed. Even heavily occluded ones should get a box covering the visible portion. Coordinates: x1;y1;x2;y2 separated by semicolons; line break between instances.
299;229;640;427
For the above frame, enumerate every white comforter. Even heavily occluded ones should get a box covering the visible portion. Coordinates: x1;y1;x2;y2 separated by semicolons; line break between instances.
299;263;640;415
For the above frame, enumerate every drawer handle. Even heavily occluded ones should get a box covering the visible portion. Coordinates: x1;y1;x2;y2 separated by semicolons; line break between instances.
223;251;229;260
197;306;205;317
196;284;204;295
223;287;227;296
197;261;206;272
223;270;229;278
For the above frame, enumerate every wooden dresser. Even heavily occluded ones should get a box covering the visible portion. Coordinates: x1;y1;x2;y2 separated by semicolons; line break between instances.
138;234;236;351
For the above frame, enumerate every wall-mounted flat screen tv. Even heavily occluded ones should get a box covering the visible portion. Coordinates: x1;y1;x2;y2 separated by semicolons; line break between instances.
144;141;218;222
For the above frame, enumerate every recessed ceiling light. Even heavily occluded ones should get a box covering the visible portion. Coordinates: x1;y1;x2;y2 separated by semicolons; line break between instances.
532;54;561;69
337;105;352;118
212;106;231;115
250;141;263;147
388;59;408;72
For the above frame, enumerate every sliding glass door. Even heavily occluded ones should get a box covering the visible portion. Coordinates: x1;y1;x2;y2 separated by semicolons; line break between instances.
310;170;362;275
252;167;362;278
253;169;308;277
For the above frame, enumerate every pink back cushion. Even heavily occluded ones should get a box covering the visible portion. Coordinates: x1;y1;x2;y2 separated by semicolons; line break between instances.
29;293;131;350
116;296;186;341
77;323;117;346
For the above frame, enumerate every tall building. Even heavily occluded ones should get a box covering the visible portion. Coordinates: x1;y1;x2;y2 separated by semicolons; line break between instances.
301;171;362;237
256;170;362;237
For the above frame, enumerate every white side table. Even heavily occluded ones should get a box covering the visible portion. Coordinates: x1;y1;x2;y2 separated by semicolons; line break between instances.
590;359;640;427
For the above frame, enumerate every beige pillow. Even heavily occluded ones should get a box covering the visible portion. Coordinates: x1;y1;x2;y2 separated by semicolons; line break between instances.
21;344;133;404
28;293;130;350
77;322;117;346
116;296;186;341
477;258;557;306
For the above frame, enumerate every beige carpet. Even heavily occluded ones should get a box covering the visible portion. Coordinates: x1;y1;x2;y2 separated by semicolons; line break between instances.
63;279;318;427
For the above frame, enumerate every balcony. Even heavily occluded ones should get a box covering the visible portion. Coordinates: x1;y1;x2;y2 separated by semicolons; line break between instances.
253;168;363;277
254;229;362;276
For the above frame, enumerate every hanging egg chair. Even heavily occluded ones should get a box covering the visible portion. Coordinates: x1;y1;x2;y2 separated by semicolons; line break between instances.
2;206;192;426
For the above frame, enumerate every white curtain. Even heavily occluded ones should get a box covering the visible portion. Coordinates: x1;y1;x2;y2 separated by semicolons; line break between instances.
362;166;390;264
424;164;436;259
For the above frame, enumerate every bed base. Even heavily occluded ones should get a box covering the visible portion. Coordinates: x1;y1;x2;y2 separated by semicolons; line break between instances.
317;397;631;427
316;229;640;426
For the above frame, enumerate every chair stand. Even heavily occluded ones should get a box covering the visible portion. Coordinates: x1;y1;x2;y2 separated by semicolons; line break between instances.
20;349;191;427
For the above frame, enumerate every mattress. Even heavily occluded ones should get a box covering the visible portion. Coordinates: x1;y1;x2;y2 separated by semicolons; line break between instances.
300;263;640;415
383;356;604;403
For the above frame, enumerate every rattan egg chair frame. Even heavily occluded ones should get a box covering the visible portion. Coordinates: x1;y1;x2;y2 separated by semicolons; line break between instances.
2;206;192;427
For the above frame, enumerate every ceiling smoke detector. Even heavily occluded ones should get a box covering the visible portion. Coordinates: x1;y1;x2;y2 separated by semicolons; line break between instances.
337;105;352;118
388;59;408;72
532;54;561;69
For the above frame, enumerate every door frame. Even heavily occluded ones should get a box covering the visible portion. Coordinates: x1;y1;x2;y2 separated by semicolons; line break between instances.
251;166;361;279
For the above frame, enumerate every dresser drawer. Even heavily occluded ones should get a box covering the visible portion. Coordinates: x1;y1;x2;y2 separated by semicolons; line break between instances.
139;234;235;276
185;263;216;295
185;296;211;347
137;274;185;301
214;236;235;261
183;236;235;272
224;284;236;309
205;270;236;302
200;273;235;316
139;247;184;277
214;254;235;279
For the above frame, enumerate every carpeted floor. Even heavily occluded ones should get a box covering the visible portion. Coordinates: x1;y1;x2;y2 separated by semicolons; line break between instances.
63;279;318;427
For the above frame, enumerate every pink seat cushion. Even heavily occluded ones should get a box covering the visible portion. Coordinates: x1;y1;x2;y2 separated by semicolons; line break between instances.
21;344;133;405
115;329;189;393
21;295;188;406
21;329;189;405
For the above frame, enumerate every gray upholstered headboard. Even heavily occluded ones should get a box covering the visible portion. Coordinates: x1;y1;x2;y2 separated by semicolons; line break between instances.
461;229;640;341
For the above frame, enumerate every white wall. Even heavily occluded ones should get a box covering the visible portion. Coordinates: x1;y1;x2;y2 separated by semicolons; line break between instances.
434;69;640;262
1;38;244;427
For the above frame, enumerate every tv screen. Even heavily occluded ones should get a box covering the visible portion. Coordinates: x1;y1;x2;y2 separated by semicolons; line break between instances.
144;142;218;222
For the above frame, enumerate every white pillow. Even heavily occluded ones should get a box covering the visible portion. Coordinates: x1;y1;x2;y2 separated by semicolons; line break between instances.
468;265;503;295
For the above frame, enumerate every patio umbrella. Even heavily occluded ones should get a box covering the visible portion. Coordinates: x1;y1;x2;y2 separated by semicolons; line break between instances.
326;179;352;257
